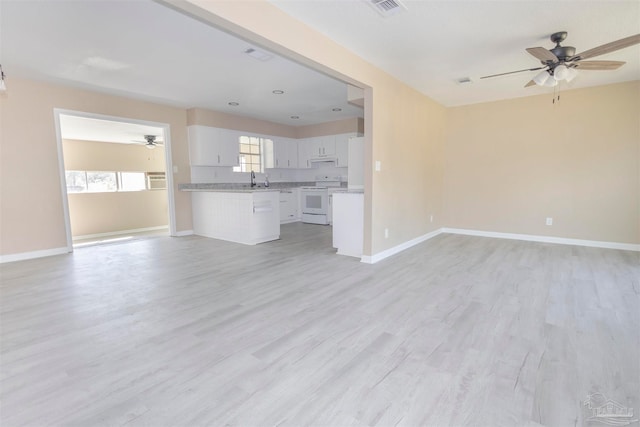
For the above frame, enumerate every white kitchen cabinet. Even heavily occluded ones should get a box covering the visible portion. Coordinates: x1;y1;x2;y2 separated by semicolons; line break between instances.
332;191;364;258
188;125;239;167
297;139;312;169
273;138;298;169
335;133;350;167
191;190;280;245
309;136;335;157
348;137;364;190
298;136;335;168
279;190;298;223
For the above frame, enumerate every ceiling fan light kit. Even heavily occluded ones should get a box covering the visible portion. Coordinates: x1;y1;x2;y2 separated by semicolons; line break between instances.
480;31;640;89
132;134;161;150
533;70;551;85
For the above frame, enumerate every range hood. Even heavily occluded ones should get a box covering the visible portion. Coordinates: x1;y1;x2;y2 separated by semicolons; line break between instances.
309;157;338;167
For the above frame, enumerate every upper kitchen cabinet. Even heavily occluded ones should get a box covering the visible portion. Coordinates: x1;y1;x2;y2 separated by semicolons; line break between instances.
308;136;336;158
272;137;298;169
188;125;240;167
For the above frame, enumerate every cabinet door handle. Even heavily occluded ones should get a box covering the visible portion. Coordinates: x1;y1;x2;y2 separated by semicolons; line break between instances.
287;160;290;167
276;159;279;166
217;154;220;163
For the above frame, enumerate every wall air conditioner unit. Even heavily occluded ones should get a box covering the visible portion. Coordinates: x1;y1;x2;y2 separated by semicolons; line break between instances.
146;172;166;190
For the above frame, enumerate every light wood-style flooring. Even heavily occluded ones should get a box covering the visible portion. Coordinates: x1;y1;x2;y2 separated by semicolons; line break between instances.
1;223;638;426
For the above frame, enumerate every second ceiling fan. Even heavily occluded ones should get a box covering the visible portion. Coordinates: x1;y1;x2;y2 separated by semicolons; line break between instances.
481;32;640;87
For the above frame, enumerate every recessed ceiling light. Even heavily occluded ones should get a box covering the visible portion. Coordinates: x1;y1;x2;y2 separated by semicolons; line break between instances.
332;108;342;112
228;102;239;106
290;116;299;119
272;90;284;95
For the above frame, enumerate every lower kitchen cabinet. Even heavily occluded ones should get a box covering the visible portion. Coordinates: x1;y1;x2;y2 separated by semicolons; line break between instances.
332;191;364;258
191;190;280;245
279;189;299;223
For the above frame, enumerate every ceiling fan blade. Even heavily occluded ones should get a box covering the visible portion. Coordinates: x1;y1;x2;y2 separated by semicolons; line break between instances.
572;34;640;60
526;47;559;63
524;80;537;88
480;66;546;79
573;60;626;70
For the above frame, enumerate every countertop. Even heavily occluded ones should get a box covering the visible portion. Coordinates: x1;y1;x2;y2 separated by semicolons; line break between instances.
179;182;347;192
332;189;365;194
181;187;280;193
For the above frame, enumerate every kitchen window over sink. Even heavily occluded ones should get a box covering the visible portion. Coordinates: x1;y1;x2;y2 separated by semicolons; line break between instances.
233;136;273;174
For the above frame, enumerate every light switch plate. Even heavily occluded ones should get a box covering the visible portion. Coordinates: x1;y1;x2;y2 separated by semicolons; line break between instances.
375;161;381;171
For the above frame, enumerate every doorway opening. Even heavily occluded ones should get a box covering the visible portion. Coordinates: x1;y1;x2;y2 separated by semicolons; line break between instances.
54;110;176;250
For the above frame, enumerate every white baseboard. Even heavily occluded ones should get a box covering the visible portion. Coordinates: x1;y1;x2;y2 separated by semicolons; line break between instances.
173;229;194;237
361;227;639;264
442;228;640;252
361;229;443;264
73;226;169;241
0;247;71;264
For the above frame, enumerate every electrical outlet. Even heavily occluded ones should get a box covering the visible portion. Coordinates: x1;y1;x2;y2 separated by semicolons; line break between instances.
384;228;389;238
546;217;553;226
172;165;179;174
375;161;381;172
430;215;434;223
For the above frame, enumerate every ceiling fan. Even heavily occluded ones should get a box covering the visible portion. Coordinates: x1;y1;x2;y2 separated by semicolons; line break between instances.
480;32;640;87
132;135;163;150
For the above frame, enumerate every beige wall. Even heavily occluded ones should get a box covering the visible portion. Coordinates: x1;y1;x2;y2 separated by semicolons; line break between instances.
68;191;169;237
187;107;297;138
444;81;640;244
178;0;447;256
0;77;192;256
63;139;166;171
295;118;364;138
188;107;363;139
63;139;168;237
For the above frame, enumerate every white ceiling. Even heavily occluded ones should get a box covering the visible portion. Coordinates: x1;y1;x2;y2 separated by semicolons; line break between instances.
269;0;640;106
59;115;165;145
0;0;363;127
2;0;638;129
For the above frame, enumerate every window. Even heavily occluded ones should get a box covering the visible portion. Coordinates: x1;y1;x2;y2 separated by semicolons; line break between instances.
65;171;159;193
233;136;272;173
65;171;87;193
86;171;117;192
119;172;146;191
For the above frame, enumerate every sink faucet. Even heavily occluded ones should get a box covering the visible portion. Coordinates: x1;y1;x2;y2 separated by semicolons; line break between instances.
250;171;256;187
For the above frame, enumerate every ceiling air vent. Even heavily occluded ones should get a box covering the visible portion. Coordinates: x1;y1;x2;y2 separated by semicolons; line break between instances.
368;0;407;17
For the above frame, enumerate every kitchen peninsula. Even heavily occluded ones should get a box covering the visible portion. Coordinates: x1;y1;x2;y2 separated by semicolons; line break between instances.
181;184;281;245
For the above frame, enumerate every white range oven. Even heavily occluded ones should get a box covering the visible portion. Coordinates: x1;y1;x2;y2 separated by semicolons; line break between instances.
300;175;342;225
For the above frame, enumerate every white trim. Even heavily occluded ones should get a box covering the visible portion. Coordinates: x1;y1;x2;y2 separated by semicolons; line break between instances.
360;227;639;264
360;229;443;264
73;226;169;241
0;247;70;264
442;228;640;252
161;124;177;237
53;110;74;254
174;229;194;237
